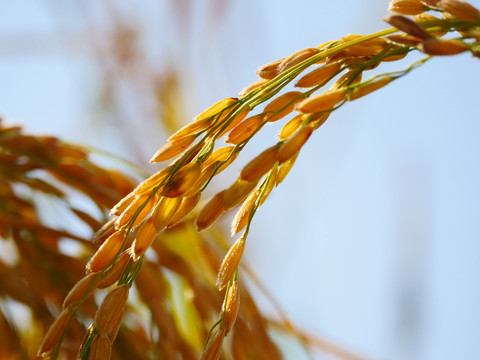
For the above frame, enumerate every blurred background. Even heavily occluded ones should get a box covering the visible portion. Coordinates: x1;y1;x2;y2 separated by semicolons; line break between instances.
1;0;479;359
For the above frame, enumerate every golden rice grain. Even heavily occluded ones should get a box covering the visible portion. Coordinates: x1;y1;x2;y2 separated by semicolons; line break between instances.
264;91;304;122
97;251;131;289
238;79;269;97
95;285;129;339
278;114;305;140
385;34;423;47
215;107;251;138
310;112;330;130
200;327;226;360
196;190;226;231
63;273;98;308
295;89;346;113
413;13;447;36
132;217;158;259
333;70;363;88
437;0;480;22
110;193;136;217
183;163;217;196
223;179;259;210
276;152;299;186
222;280;240;333
152;195;183;230
317;40;339;51
384;14;431;39
150;135;197;163
225;114;265;145
278;47;319;73
382;50;409;62
130;195;157;227
168;118;213;141
161;162;202;198
114;194;149;229
349;76;394;100
115;194;157;229
256;58;284;80
203;146;236;168
277;126;313;164
87;231;125;273
240;145;280;182
419;38;469;55
295;62;342;88
259;165;278;206
215;147;241;174
216;236;246;290
195;98;237;122
323;52;346;66
87;335;111;360
389;0;427;15
92;218;117;244
167;192;201;227
342;35;388;57
132;165;173;197
37;308;74;357
231;190;258;235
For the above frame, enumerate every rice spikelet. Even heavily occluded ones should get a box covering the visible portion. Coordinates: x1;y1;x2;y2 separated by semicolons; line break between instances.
419;38;469;55
184;164;217;196
97;251;131;289
226;114;264;145
276;152;300;186
150;135;196;163
259;165;278;206
389;0;427;15
161;162;202;198
196;190;226;231
384;14;431;39
256;58;284;80
168;118;213;141
87;231;125;273
216;107;251;138
278;114;305;140
37;308;74;357
222;280;240;333
63;273;98;308
231;190;259;235
277;126;313;163
216;236;246;290
132;217;158;259
437;0;480;22
240;145;280;182
295;89;346;113
278;47;319;73
200;327;226;360
349;76;394;100
239;79;269;97
195;98;237;122
94;285;129;339
295;62;342;88
264;91;304;122
167;192;201;227
223;179;259;210
152;196;183;230
203;146;236;167
87;335;111;360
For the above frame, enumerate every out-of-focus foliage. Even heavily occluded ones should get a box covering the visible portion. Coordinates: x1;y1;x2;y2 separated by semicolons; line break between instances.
0;120;287;359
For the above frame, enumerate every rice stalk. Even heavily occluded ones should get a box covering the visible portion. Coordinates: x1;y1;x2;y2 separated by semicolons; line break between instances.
31;1;480;359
